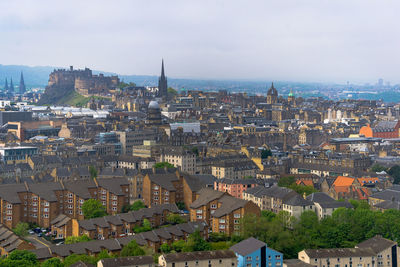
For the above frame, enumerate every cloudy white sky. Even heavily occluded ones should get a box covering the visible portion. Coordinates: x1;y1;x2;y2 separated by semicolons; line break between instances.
0;0;399;83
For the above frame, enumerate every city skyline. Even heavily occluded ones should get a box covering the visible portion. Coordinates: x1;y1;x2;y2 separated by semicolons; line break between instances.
0;0;399;84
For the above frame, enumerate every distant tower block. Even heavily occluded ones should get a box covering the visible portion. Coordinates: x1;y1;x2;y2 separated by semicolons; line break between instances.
158;59;168;100
4;78;8;91
19;72;26;94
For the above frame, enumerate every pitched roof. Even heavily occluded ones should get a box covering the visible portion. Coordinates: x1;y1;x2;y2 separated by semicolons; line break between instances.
283;194;314;206
303;247;375;258
283;259;315;267
163;250;236;262
147;172;180;191
333;176;355;187
230;237;266;256
190;188;226;209
99;256;154;267
356;236;397;253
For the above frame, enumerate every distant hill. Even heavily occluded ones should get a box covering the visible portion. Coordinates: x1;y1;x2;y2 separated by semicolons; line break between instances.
0;64;55;88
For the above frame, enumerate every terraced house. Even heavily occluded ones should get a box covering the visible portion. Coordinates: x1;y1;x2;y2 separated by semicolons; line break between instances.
0;178;129;228
50;204;179;239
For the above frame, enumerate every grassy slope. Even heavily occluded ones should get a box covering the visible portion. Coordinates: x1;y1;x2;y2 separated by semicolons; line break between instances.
58;91;111;107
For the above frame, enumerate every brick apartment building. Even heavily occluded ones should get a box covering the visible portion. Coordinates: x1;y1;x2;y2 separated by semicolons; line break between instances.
0;178;130;229
190;188;260;235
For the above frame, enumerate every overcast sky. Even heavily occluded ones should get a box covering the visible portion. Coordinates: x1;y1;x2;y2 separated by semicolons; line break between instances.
0;0;399;84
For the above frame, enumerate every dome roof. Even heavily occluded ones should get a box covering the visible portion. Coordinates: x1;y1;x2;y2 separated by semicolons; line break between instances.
148;100;159;109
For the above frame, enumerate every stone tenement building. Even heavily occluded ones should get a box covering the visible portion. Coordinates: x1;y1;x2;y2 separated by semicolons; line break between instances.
39;66;119;103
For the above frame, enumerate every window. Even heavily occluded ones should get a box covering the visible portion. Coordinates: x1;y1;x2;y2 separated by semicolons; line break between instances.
68;205;73;209
219;225;225;229
246;256;252;261
44;208;49;212
6;204;12;209
234;213;241;218
219;219;225;223
6;216;11;221
68;199;73;203
112;201;117;205
79;199;84;204
211;204;217;208
68;193;73;198
33;197;38;201
196;215;202;219
44;202;49;207
102;201;106;205
112;196;117;200
197;210;202;214
44;214;49;218
6;210;11;215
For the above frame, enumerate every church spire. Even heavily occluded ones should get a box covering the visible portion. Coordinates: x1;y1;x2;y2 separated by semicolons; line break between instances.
9;78;14;92
161;59;165;79
4;78;8;91
158;59;168;100
19;72;26;94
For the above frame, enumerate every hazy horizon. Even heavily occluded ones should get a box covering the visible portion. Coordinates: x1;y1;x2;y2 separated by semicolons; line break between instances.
1;0;399;84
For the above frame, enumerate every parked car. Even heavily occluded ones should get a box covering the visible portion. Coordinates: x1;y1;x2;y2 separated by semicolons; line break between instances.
28;230;35;235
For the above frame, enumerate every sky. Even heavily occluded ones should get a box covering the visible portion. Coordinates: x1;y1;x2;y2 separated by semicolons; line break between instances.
0;0;399;84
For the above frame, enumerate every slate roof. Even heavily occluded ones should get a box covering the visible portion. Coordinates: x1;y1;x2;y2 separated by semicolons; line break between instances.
163;250;236;262
31;221;207;260
97;177;130;196
304;248;375;258
0;224;26;253
190;188;225;209
99;256;154;267
0;183;27;204
63;179;97;199
230;237;266;256
51;214;71;228
283;259;315;267
374;200;400;210
356;235;397;253
147;172;180;191
283;194;314;206
28;182;63;202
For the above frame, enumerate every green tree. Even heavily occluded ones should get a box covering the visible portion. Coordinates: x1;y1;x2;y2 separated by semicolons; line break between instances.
371;164;387;173
166;213;186;224
261;149;272;159
89;165;97;179
288;184;317;196
388;165;400;184
191;147;199;156
171;240;186;252
278;176;296;187
7;250;38;266
96;249;112;261
160;243;171;253
82;199;107;219
41;258;63;267
130;200;146;211
167;87;178;96
176;202;185;210
120;240;146;257
13;222;29;237
133;219;152;233
261;210;277;221
183;231;211;252
65;234;91;244
154;162;175;169
208;232;230;242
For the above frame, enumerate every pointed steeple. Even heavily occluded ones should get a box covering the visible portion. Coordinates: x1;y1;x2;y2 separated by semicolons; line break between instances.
161;59;165;79
9;78;14;92
4;78;8;91
158;59;168;100
19;72;26;94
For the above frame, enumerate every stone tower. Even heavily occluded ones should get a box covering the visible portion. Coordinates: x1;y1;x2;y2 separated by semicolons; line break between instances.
147;100;162;126
158;59;168;100
19;72;26;94
4;78;8;91
267;82;278;104
288;88;295;106
9;78;14;92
